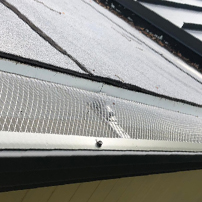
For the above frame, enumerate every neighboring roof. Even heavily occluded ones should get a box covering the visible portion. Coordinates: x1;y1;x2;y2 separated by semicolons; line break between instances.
186;30;202;41
141;2;202;28
1;0;202;105
139;0;202;41
164;0;202;8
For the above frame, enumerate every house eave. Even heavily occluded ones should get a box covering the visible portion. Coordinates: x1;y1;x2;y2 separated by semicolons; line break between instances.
1;149;202;192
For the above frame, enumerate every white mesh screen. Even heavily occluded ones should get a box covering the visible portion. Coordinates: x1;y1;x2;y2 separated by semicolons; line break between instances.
0;71;202;143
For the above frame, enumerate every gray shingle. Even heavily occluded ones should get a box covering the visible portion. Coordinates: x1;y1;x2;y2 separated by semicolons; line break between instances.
2;0;202;104
0;3;83;72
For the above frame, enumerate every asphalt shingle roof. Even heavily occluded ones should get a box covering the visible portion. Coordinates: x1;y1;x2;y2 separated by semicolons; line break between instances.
0;2;82;72
1;0;202;104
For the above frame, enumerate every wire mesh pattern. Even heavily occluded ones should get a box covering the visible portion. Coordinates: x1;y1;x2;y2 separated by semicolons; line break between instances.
0;71;202;143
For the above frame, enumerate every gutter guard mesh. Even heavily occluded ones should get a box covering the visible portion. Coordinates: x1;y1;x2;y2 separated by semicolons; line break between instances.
0;71;202;143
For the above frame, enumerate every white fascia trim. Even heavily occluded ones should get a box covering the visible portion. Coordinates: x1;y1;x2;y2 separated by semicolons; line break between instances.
1;132;202;152
0;58;202;118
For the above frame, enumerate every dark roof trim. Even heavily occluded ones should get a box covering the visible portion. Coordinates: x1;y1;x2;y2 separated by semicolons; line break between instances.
115;0;202;57
1;150;202;192
1;51;202;108
137;0;202;12
182;23;202;31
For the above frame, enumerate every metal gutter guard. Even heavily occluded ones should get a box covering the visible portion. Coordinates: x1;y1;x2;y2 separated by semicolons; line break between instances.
0;67;201;151
0;59;202;192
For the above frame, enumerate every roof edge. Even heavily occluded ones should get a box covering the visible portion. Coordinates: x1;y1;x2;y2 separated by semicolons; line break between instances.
1;52;202;113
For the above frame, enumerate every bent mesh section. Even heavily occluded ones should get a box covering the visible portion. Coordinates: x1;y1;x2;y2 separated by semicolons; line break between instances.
0;71;202;143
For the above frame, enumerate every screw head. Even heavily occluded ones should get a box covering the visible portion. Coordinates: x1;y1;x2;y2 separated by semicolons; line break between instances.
96;140;103;148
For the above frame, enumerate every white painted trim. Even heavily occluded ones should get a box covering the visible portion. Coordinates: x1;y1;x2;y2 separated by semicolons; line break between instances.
1;132;202;152
0;58;202;118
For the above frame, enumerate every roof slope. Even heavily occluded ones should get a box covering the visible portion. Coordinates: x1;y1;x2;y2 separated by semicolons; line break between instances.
0;3;82;72
1;0;202;104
